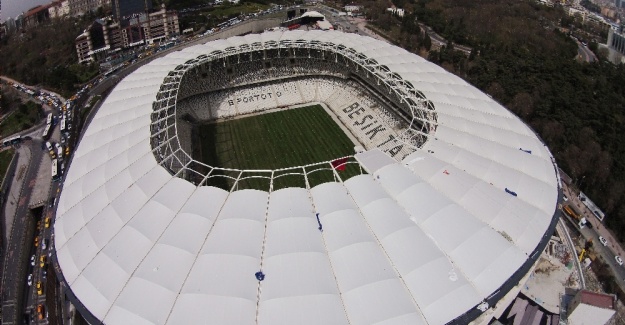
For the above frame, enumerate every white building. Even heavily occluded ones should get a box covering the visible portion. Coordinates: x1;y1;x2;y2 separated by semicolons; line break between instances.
344;4;362;12
68;0;111;17
48;0;70;18
568;290;616;325
387;7;405;17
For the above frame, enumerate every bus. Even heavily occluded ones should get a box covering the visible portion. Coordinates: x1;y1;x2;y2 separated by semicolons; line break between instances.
60;119;66;132
46;113;53;125
56;145;63;160
51;159;60;181
159;41;174;51
2;135;22;147
42;124;52;140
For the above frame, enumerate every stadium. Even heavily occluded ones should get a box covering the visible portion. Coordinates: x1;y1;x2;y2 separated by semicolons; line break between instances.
53;30;561;325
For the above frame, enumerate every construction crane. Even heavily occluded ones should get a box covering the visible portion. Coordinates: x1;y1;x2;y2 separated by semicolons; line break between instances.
579;248;586;262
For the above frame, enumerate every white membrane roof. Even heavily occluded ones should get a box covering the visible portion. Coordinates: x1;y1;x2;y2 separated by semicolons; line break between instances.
54;30;558;325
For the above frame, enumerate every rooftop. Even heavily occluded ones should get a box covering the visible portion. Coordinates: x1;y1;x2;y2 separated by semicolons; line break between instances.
579;290;616;310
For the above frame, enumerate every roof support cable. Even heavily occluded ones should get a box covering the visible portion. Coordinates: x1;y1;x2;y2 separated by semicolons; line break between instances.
254;171;274;323
305;187;352;324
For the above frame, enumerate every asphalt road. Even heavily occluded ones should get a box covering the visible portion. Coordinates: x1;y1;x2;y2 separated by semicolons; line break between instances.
418;23;472;54
25;181;58;325
575;40;596;63
1;137;43;325
1;77;71;324
562;183;625;293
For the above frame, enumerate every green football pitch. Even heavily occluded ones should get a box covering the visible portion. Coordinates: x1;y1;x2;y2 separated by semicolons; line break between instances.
195;104;365;190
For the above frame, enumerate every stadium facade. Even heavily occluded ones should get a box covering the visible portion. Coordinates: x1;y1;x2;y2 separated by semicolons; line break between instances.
53;30;561;325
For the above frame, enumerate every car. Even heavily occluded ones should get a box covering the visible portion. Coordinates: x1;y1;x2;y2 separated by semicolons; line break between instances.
36;281;43;295
39;255;46;268
30;255;35;266
599;236;608;246
616;256;623;266
45;141;52;151
42;269;47;279
54;142;61;150
34;236;39;247
41;239;47;250
563;195;568;202
44;217;50;228
27;274;32;286
36;304;45;320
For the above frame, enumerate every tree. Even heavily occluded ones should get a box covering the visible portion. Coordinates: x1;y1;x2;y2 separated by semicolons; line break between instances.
589;40;598;53
423;33;432;51
597;47;609;61
509;92;534;118
486;82;505;102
